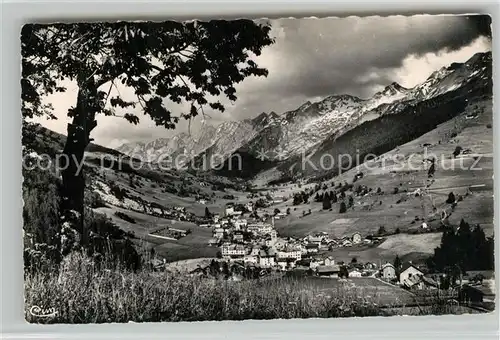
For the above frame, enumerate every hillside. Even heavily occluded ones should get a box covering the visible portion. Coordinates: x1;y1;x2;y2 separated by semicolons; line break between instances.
118;52;492;176
23;52;493;267
264;94;493;263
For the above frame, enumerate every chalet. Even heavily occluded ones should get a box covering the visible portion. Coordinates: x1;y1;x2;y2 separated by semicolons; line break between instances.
327;239;339;248
349;269;362;278
308;235;324;245
381;263;396;280
341;239;353;247
352;232;362;244
364;262;378;270
316;265;340;278
276;246;302;261
399;263;424;285
324;257;335;266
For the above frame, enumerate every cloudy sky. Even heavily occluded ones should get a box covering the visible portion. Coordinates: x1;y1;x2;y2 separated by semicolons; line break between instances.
36;14;492;148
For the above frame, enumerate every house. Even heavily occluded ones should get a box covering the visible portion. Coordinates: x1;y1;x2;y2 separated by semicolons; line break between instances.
341;239;352;247
399;263;424;285
363;238;372;245
234;219;248;230
207;238;218;246
259;248;276;267
225;204;235;216
276;246;302;261
276;260;289;271
420;275;439;290
316;265;340;278
381;263;396;280
264;236;276;247
364;262;378;270
198;199;207;205
247;222;273;235
270;229;278;240
305;243;319;254
243;255;258;265
309;259;322;269
327;239;339;248
308;235;324;245
349;269;362;278
352;232;362;244
221;244;245;259
233;232;244;243
212;214;220;223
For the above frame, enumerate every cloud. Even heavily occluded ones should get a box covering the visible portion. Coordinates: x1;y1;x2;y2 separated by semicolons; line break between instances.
391;36;492;88
34;14;491;147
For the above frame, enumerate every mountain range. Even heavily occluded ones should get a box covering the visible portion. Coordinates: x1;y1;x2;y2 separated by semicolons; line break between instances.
117;51;492;178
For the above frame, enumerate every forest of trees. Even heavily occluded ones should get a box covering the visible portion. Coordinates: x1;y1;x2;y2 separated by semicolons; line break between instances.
427;219;494;273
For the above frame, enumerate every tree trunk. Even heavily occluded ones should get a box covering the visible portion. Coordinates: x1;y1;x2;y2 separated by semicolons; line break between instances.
60;80;98;247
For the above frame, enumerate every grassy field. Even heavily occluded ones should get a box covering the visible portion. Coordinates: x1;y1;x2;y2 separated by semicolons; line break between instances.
94;205;217;262
269;276;415;306
25;252;467;324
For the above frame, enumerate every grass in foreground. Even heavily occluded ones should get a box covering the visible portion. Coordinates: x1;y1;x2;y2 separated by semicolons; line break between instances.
25;252;467;324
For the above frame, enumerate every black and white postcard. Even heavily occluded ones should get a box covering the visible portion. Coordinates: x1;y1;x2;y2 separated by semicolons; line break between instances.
21;14;494;323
